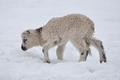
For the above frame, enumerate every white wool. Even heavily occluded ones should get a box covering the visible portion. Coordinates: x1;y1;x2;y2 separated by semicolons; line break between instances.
41;14;94;44
21;14;106;63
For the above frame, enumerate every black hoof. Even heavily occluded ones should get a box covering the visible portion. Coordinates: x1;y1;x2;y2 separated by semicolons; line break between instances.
104;60;107;63
46;60;50;63
100;53;107;63
100;61;102;63
100;60;107;63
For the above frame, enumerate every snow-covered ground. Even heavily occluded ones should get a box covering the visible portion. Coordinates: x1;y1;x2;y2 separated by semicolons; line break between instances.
0;0;120;80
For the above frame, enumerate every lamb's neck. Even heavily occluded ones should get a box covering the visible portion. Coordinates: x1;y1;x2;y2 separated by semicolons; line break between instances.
38;36;47;47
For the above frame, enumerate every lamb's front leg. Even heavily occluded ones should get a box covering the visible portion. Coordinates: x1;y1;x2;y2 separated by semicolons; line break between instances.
42;38;63;63
56;43;67;60
42;46;50;63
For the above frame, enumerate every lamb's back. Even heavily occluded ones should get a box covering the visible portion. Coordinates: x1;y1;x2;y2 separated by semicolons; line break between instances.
42;14;94;40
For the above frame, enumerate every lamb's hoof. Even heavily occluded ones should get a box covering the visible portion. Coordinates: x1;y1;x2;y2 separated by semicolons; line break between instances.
44;60;50;63
79;59;86;62
100;53;107;63
100;60;107;63
46;60;50;63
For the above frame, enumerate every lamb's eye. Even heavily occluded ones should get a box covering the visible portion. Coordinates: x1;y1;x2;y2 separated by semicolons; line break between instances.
23;39;27;43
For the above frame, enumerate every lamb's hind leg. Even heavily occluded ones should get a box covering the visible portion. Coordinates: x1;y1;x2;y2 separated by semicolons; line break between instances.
79;41;91;62
71;39;89;62
56;43;67;60
91;37;106;63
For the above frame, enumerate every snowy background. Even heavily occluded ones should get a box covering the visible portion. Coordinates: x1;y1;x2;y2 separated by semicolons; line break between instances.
0;0;120;80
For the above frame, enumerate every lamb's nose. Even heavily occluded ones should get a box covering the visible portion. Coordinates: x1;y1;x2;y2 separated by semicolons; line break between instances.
21;45;27;51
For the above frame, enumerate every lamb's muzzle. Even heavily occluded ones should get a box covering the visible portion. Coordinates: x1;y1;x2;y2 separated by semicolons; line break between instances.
21;45;27;51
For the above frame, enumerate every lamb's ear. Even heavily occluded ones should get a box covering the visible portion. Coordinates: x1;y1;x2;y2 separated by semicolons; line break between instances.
26;30;30;34
36;27;42;33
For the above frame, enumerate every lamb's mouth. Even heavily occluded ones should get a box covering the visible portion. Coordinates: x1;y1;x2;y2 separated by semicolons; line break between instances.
21;45;27;51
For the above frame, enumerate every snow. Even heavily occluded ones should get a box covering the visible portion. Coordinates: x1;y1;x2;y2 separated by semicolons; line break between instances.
0;0;120;80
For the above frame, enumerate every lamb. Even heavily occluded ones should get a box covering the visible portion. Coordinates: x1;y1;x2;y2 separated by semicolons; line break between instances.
21;14;106;63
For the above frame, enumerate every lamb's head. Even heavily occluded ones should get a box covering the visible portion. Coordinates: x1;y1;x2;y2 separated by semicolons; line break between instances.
21;29;41;51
